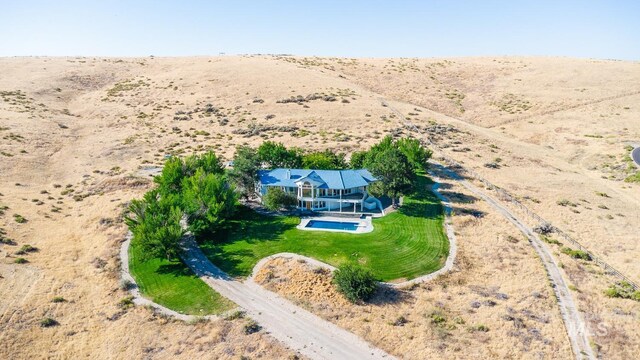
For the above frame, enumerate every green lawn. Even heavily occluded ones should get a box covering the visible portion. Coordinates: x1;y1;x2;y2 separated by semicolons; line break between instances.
201;175;449;282
128;237;234;315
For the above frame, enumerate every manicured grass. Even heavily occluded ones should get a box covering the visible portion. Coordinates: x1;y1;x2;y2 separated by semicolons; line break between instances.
201;175;449;282
129;238;234;315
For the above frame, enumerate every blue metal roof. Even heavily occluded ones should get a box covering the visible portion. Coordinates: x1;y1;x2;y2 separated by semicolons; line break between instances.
258;168;377;190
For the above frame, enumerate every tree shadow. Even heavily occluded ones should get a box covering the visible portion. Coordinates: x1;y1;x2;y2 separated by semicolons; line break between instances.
367;283;413;305
195;205;298;276
199;245;257;277
434;182;453;190
441;191;479;204
452;206;486;218
156;262;198;278
397;186;443;220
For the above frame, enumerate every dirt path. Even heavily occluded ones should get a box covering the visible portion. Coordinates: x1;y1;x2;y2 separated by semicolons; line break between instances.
179;239;394;360
431;163;595;360
380;97;596;359
121;235;392;359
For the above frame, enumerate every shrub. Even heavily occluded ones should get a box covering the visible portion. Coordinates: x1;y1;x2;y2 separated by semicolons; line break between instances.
469;324;489;332
118;296;135;309
533;222;554;235
0;227;15;245
15;244;37;255
540;235;561;246
243;319;261;334
119;279;135;291
430;313;446;324
561;247;591;261
14;257;28;264
604;282;640;301
262;187;298;211
52;296;66;303
224;310;246;321
40;317;58;327
391;315;408;326
13;214;27;223
556;199;577;207
332;264;378;303
624;172;640;183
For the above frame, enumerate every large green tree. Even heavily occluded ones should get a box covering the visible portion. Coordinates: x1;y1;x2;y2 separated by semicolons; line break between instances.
365;146;416;206
349;150;368;169
154;157;185;195
257;141;303;168
181;169;237;238
302;150;347;170
125;190;185;261
229;145;261;199
184;152;224;177
396;137;432;172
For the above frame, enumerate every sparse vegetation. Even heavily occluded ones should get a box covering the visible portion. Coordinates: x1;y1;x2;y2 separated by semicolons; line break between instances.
118;296;135;309
15;244;37;255
243;319;262;334
40;317;59;327
604;282;640;301
561;247;591;260
556;199;577;207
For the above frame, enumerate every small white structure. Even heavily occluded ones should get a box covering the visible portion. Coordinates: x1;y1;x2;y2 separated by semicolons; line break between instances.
631;147;640;168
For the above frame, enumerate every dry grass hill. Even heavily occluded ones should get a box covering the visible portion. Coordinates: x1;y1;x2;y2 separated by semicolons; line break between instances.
0;56;638;359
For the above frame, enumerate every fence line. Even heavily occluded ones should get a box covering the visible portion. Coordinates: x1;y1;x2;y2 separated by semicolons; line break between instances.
382;99;639;291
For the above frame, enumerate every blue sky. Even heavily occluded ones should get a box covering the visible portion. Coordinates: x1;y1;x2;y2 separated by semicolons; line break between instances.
1;0;638;60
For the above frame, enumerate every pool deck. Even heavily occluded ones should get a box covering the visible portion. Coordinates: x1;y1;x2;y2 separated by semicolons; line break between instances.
297;215;373;234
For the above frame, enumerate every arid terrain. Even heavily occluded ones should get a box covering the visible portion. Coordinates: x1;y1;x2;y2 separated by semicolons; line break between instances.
1;56;639;359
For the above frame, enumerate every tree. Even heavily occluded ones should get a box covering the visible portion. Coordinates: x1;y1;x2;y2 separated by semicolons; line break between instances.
332;264;378;303
154;152;224;196
229;145;261;199
188;152;224;176
125;190;185;261
257;141;302;168
181;169;237;238
154;156;185;195
349;150;368;169
302;150;347;170
262;187;298;211
365;147;415;206
396;137;432;172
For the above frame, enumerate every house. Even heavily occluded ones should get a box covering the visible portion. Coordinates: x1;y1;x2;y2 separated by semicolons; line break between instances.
256;168;382;213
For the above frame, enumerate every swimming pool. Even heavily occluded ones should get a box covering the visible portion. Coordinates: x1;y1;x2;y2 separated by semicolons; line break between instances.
305;220;359;231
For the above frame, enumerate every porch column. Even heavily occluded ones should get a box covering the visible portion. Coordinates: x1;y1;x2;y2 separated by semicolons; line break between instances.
339;189;342;212
353;201;356;213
